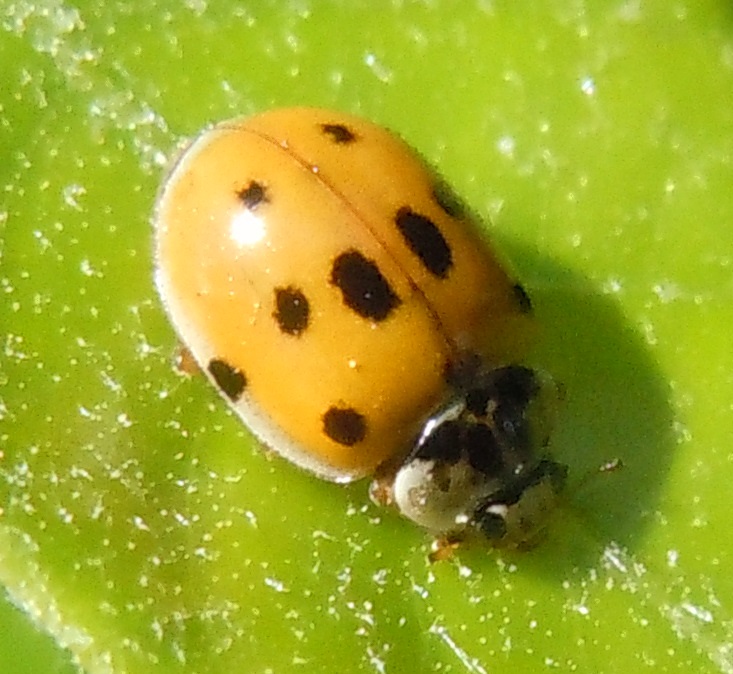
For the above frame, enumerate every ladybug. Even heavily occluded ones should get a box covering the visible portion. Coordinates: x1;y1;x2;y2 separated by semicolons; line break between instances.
154;107;566;551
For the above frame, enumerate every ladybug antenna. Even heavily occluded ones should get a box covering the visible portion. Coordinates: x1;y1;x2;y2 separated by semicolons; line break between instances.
570;457;624;497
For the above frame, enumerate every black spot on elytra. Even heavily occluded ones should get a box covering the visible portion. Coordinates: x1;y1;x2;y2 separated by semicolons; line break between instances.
432;180;466;219
208;359;247;401
273;286;310;336
330;250;400;322
395;207;453;279
513;283;533;313
236;181;268;210
321;123;356;144
322;406;367;446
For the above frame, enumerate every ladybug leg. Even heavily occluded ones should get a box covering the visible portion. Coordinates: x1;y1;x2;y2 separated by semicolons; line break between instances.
173;344;202;376
428;534;463;562
369;451;411;507
368;471;395;507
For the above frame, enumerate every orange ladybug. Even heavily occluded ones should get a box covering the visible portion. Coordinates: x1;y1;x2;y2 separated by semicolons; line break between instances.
154;108;565;548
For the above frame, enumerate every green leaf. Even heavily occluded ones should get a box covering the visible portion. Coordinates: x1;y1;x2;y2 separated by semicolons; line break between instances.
2;1;732;672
